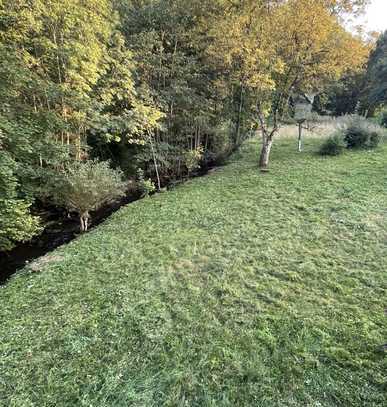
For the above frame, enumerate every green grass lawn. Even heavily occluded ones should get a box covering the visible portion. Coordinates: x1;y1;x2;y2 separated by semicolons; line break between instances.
1;137;386;406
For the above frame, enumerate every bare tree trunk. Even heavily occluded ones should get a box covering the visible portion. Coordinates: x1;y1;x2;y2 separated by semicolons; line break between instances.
80;215;85;232
259;138;273;169
80;212;90;232
158;31;165;90
235;85;244;146
177;158;181;178
148;131;161;191
75;134;82;160
257;107;276;171
298;122;302;152
33;94;37;113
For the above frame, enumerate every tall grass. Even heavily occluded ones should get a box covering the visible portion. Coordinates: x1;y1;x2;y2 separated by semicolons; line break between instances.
278;115;387;141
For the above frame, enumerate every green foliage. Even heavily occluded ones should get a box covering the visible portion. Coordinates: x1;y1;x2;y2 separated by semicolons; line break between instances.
90;32;163;147
0;0;376;248
366;30;387;108
0;0;114;134
344;124;369;149
53;160;126;231
206;121;234;164
136;168;156;197
0;0;163;246
341;116;382;149
319;134;345;156
183;146;203;174
379;110;387;128
0;151;41;251
314;72;366;116
0;112;65;250
1;138;386;405
114;0;247;178
368;131;381;148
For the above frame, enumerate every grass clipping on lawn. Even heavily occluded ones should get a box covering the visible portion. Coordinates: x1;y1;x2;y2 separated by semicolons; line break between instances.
1;137;386;406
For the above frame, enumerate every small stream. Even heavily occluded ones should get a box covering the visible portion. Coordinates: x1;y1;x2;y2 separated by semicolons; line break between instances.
0;163;220;285
0;194;140;285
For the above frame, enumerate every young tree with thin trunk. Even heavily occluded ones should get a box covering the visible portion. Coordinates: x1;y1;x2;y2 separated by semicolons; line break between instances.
54;160;126;232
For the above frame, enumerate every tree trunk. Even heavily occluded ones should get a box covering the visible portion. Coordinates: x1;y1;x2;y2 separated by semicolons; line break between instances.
256;105;277;171
235;85;244;146
149;132;161;191
298;122;303;152
259;138;273;170
80;216;85;232
80;212;90;232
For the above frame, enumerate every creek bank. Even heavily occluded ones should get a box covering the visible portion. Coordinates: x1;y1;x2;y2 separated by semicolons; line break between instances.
0;193;139;284
0;161;223;284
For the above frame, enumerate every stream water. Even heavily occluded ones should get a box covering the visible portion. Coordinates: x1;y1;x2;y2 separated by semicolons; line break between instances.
0;194;140;285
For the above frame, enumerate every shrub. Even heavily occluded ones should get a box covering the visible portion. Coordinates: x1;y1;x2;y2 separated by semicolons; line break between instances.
319;135;345;156
340;115;382;149
343;124;369;148
379;110;387;128
0;197;40;252
54;160;126;232
0;151;41;251
369;132;381;148
137;169;156;197
184;146;204;175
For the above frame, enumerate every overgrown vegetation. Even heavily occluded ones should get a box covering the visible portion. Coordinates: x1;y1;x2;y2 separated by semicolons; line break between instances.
0;151;41;250
317;28;387;117
341;116;382;149
53;160;127;231
319;134;345;156
318;115;384;155
1;138;386;405
136;169;156;198
379;110;387;127
365;30;387;112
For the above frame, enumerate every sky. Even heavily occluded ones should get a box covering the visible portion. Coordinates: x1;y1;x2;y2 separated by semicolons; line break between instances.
356;0;387;32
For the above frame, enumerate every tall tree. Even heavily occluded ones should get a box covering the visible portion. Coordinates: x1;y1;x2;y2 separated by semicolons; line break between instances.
114;0;246;180
0;0;116;160
365;30;387;110
208;0;369;169
0;0;162;247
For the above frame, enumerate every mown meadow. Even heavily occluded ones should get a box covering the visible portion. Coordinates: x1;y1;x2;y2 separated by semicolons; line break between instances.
1;135;386;406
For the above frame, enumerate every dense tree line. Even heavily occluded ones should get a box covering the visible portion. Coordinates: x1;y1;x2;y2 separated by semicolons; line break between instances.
365;30;387;112
0;0;380;250
316;29;387;117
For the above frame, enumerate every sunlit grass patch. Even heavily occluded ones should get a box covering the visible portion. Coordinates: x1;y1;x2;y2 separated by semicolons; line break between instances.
1;136;386;406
